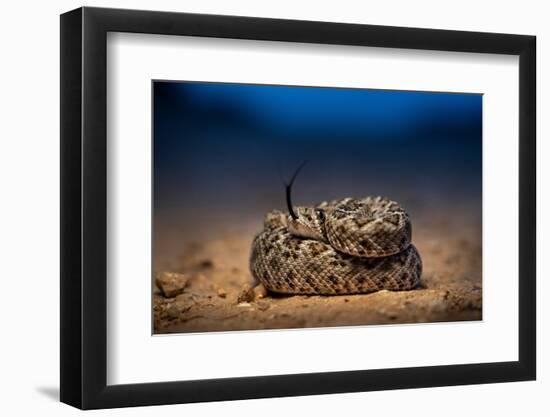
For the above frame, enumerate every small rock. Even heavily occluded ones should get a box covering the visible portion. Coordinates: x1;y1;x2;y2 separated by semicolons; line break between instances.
217;288;227;298
155;272;189;298
237;284;255;303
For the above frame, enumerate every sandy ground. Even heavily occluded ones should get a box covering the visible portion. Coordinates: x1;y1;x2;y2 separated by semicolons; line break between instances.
153;206;482;334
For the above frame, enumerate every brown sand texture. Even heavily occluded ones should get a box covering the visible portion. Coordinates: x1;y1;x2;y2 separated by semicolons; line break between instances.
153;201;482;334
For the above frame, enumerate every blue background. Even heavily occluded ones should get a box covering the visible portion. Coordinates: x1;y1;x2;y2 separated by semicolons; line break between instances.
153;81;482;247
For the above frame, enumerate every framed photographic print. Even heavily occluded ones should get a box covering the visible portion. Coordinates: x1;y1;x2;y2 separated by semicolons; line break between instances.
60;6;536;409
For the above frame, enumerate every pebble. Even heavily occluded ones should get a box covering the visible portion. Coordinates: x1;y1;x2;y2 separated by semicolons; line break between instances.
155;272;189;298
237;284;255;303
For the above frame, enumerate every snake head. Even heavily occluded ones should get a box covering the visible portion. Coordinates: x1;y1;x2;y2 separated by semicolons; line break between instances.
287;207;327;242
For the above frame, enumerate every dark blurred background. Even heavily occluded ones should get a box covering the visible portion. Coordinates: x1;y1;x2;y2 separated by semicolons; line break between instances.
153;81;482;267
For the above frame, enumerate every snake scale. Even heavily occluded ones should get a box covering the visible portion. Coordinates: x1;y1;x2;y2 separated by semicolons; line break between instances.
250;195;423;295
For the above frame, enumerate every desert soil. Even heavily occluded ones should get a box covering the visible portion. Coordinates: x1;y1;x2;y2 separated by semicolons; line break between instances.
153;208;482;334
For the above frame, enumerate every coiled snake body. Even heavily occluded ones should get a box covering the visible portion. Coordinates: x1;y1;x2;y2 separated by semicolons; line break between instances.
250;196;422;295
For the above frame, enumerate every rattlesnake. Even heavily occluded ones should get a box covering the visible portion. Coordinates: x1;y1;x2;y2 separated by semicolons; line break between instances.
250;191;422;295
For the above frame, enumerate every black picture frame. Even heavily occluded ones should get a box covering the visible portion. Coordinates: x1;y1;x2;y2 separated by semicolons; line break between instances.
60;6;536;410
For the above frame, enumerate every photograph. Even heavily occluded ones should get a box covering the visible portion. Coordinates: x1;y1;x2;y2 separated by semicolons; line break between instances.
152;80;483;334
